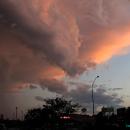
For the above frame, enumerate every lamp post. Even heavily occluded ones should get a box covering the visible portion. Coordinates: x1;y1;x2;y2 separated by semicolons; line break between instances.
92;75;99;116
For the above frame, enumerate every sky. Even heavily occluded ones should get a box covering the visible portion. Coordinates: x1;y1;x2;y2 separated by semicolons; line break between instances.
1;0;130;118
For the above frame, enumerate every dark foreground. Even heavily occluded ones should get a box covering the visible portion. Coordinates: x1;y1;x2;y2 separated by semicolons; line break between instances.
1;117;130;130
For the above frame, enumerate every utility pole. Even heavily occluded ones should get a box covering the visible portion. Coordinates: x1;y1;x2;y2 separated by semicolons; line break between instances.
16;106;18;120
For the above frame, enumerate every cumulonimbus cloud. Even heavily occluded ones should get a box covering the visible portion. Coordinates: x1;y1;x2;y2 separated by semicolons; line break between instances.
0;0;130;93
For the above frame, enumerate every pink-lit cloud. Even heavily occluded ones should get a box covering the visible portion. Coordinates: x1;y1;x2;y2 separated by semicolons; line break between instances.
0;0;130;92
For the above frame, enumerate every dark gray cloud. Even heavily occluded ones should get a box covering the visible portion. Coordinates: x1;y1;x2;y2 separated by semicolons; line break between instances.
108;88;123;91
67;85;123;111
36;82;123;113
40;79;68;94
34;84;123;114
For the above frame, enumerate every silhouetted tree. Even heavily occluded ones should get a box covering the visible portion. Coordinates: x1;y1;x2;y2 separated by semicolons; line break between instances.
24;97;80;125
81;108;87;114
43;97;80;115
25;108;42;121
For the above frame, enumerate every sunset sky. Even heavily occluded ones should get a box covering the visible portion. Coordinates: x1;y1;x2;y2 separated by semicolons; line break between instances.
1;0;130;119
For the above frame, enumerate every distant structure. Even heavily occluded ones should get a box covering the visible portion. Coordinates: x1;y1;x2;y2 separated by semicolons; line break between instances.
117;107;130;118
117;107;126;117
0;114;4;120
21;110;24;121
101;106;114;116
16;106;18;120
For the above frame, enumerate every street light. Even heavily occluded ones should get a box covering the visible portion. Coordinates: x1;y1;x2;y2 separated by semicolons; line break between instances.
92;75;99;116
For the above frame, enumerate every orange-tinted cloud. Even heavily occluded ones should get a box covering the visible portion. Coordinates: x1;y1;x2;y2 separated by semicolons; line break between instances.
81;27;130;64
40;66;65;80
0;23;65;91
1;0;130;92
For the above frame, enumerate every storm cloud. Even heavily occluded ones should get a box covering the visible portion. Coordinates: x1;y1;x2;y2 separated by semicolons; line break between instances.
67;85;123;112
35;84;123;113
0;0;130;109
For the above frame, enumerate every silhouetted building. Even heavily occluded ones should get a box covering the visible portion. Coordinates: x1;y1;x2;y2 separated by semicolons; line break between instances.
101;107;114;116
117;107;126;117
0;114;4;120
